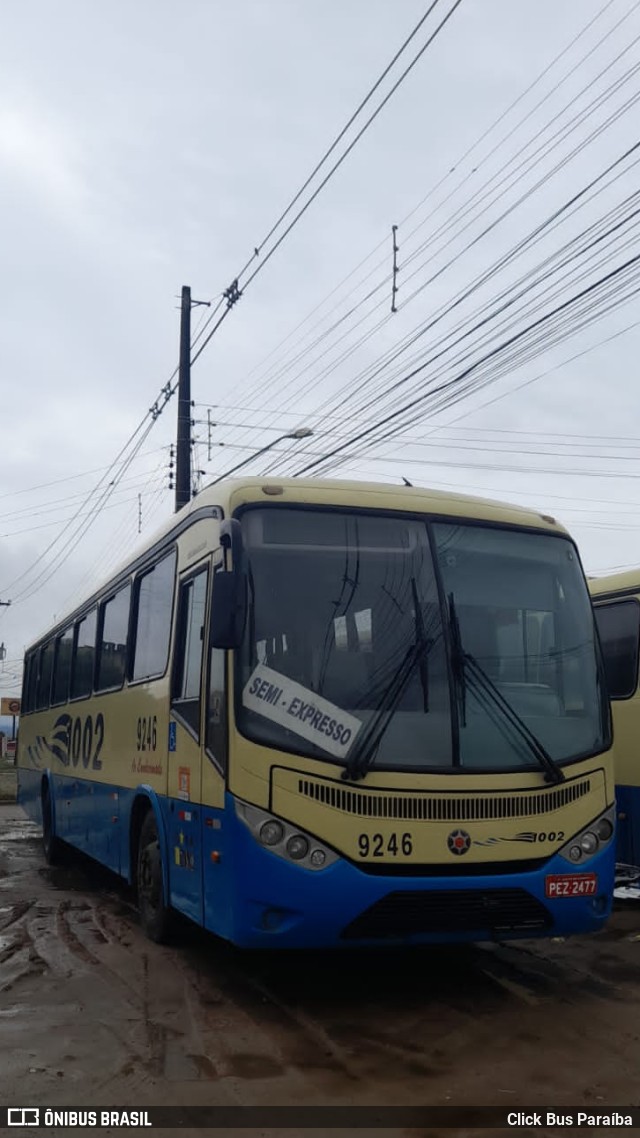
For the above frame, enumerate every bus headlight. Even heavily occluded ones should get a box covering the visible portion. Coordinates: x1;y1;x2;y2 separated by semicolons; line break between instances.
235;799;339;871
260;820;284;846
595;817;614;842
557;806;615;866
286;834;309;860
580;833;598;855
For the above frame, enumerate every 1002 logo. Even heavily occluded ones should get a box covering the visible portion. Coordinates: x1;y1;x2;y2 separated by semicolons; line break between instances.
50;712;105;770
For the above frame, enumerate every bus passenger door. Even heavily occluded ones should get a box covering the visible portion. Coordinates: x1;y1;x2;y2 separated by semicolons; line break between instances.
167;565;209;925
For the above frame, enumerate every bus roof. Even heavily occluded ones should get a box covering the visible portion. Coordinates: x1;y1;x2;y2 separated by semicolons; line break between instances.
28;476;570;650
588;568;640;599
196;475;567;530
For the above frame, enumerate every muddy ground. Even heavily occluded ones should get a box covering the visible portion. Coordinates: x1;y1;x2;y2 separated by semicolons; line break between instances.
0;762;17;803
1;802;640;1138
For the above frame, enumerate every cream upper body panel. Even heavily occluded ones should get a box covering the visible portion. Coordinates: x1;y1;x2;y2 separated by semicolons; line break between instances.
589;569;640;599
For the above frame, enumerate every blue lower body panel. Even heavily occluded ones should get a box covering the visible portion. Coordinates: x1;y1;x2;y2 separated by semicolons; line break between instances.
206;793;615;949
17;766;44;826
17;771;615;949
615;783;640;865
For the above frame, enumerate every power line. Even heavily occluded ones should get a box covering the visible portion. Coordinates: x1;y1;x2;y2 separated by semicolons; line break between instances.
285;155;640;468
221;84;640;469
234;0;447;283
189;0;466;370
291;253;640;476
223;0;628;424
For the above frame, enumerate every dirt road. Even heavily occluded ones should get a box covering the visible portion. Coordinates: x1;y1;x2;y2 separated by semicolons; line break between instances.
1;802;640;1136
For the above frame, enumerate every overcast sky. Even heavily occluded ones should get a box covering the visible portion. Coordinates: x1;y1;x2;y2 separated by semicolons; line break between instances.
2;0;640;699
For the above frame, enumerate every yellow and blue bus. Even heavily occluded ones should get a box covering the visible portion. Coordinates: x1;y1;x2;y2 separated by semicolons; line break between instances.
589;570;640;867
18;477;615;947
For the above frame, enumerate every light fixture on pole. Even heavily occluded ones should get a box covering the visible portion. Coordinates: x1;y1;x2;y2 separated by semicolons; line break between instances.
210;428;313;484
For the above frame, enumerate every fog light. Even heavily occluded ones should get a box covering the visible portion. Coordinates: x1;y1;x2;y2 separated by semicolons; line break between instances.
569;845;582;862
261;908;284;930
595;817;613;842
286;834;309;860
310;849;326;867
260;820;284;847
580;832;598;855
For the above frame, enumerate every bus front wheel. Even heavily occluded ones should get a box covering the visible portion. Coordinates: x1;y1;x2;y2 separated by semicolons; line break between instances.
137;811;171;943
42;783;62;866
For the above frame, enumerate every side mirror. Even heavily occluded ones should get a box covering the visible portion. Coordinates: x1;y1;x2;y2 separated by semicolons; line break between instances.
210;519;247;649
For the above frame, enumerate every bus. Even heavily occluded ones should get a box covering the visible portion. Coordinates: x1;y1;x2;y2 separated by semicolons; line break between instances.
17;477;615;948
589;570;640;867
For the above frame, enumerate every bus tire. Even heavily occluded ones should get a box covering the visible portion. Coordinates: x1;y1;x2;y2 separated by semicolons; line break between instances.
42;783;62;866
137;810;171;943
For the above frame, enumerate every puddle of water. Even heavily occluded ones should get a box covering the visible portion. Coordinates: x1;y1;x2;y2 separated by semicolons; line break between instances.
1;830;39;841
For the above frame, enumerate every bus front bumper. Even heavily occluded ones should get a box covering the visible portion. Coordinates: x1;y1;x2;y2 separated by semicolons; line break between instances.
220;805;615;949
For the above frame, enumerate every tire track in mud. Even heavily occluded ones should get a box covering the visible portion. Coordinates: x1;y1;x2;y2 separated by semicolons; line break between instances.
176;943;479;1090
94;900;362;1090
0;900;32;932
188;955;362;1083
0;908;52;992
193;934;640;1097
84;904;312;1095
93;896;463;1089
478;938;639;1004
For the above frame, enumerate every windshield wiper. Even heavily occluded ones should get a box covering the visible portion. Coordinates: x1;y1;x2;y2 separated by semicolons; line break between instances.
412;577;430;713
342;578;433;783
448;593;466;728
447;594;565;786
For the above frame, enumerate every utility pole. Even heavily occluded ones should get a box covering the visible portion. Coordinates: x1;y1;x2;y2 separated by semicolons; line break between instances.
175;285;192;512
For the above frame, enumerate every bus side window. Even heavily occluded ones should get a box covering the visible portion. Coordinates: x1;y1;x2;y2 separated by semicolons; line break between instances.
96;584;131;692
70;609;98;700
594;599;640;700
52;628;74;706
36;641;55;711
131;549;177;682
171;568;208;737
25;651;38;713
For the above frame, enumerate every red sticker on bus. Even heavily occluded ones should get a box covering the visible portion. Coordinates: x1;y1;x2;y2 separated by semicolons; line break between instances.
545;873;597;898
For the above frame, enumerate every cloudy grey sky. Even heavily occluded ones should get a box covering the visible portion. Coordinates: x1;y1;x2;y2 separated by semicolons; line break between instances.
2;0;640;699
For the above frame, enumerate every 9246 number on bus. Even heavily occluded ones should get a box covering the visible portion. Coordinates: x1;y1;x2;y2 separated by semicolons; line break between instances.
358;832;413;858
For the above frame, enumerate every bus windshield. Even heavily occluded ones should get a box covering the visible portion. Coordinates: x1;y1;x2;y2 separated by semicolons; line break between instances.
235;506;608;774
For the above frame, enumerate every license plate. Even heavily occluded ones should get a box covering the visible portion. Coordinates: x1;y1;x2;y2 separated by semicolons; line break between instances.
545;873;597;898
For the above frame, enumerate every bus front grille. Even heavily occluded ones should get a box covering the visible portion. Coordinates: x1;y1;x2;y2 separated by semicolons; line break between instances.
341;888;552;939
298;777;591;822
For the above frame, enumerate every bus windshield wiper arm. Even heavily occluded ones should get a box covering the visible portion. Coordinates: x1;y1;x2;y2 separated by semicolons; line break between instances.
412;577;430;713
447;595;565;786
342;631;433;783
448;593;466;728
342;579;433;783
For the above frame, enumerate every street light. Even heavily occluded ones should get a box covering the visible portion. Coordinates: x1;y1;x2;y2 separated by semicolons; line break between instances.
210;428;313;484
